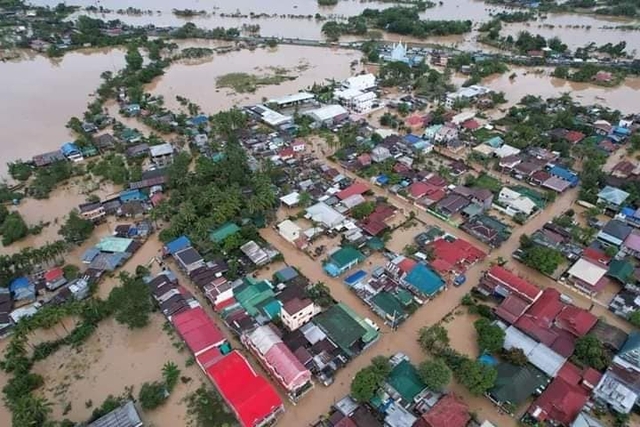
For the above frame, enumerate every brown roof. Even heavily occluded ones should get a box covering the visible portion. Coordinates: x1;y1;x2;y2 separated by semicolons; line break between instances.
283;297;313;315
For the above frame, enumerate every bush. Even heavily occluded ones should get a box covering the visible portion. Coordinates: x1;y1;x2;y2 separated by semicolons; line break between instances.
138;381;167;410
474;318;505;353
58;210;94;244
418;359;451;391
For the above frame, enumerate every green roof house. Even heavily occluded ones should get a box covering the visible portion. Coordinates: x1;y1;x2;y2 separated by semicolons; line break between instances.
385;360;427;407
607;259;634;284
371;292;407;325
210;222;241;243
324;247;366;277
488;363;549;410
614;332;640;371
313;303;367;357
234;279;275;317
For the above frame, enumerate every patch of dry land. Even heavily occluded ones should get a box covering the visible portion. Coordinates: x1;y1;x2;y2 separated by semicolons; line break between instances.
32;314;207;425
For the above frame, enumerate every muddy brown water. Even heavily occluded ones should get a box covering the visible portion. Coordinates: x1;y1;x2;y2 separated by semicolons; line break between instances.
0;49;126;177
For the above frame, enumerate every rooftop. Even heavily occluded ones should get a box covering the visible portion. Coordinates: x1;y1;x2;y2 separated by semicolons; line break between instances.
421;394;470;427
87;401;142;427
386;360;426;403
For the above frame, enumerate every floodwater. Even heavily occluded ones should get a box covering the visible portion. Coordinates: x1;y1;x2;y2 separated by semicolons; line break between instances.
33;0;640;52
0;49;125;177
146;44;362;113
472;67;640;114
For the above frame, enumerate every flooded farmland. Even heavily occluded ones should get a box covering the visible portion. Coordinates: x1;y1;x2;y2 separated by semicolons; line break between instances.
0;49;125;177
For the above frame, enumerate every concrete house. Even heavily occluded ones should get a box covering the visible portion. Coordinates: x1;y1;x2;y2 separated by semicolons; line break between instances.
281;297;320;331
149;143;174;168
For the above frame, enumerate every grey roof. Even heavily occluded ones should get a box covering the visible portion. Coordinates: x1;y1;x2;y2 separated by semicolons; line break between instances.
88;401;143;427
571;412;605;427
598;186;630;206
601;220;633;241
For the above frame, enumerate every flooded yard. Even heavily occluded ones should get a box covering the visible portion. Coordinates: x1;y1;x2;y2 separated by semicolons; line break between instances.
32;314;206;424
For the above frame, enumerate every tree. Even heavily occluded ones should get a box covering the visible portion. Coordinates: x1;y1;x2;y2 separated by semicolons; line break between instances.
350;201;376;220
108;272;153;329
418;325;450;353
298;191;312;208
371;356;392;379
1;212;29;246
7;161;33;182
11;395;52;427
418;359;451;391
58;210;94;244
521;246;564;276
186;385;236;427
574;334;610;370
125;45;143;71
457;359;497;395
629;310;640;328
138;381;167;410
474;318;505;353
162;362;180;392
502;348;528;366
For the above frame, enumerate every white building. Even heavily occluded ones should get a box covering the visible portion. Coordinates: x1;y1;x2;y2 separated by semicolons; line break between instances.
371;146;392;163
149;143;174;168
497;187;537;217
281;297;320;331
277;220;302;244
434;126;458;143
248;104;293;127
268;92;315;108
342;73;376;91
445;85;491;109
280;192;301;208
304;105;349;125
305;202;345;229
334;88;377;113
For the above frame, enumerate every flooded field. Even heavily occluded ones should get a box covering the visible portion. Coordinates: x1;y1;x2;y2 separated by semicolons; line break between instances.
146;44;361;113
32;314;206;423
468;67;640;114
0;49;125;177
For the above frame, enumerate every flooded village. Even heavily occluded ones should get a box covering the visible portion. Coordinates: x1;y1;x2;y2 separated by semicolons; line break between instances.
3;0;640;427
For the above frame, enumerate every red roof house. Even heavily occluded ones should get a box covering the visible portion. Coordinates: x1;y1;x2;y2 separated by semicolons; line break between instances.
565;131;585;144
527;376;590;426
357;153;372;167
420;394;470;427
483;266;542;303
494;294;531;324
462;119;480;130
581;247;611;267
172;307;226;356
278;147;294;160
44;267;64;283
555;306;597;337
429;238;486;273
557;361;602;391
405;114;425;129
337;182;370;200
204;351;284;427
150;192;165;207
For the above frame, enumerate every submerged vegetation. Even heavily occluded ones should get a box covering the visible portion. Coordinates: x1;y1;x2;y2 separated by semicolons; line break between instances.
216;71;296;93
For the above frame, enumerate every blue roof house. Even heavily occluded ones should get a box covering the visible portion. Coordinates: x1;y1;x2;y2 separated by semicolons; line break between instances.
549;165;579;187
403;134;422;145
119;189;146;203
485;136;504;148
9;277;35;302
612;126;631;137
188;115;209;127
403;264;444;298
61;142;83;161
163;236;191;256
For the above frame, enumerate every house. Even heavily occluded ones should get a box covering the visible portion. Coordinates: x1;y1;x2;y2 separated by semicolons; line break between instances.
548;165;579;187
335;88;377;113
598;219;632;247
445;85;490;109
590;320;628;353
172;307;226;356
428;237;485;273
614;332;640;373
433;126;458;144
280;192;301;208
61;142;83;162
324;247;366;277
622;231;640;258
528;375;591;426
479;266;542;303
201;350;284;427
313;303;378;357
371;146;392;163
593;371;637;414
612;160;638;179
125;143;149;158
497;187;537;217
240;241;271;266
337;182;369;200
607;259;634;284
461;214;511;248
403;263;445;298
281;297;319;331
44;267;67;291
120;128;142;144
149;143;174;168
435;194;470;218
94;133;116;151
10;277;35;305
488;363;548;409
417;394;470;427
598;186;630;212
32;150;65;167
385;359;427;407
241;325;313;399
595;70;613;83
87;401;142;427
452;186;493;210
306;202;345;229
163;236;191;256
174;247;205;273
78;201;106;223
268;92;315;108
503;325;567;377
277;220;303;245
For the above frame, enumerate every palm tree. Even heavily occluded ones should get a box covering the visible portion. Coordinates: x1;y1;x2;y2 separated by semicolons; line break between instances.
162;361;180;392
11;395;52;426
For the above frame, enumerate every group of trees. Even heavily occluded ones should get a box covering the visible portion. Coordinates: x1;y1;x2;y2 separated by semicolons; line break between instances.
417;325;497;395
518;234;565;276
58;211;95;245
0;241;67;287
108;271;153;329
350;356;392;402
0;208;29;246
322;7;472;40
474;318;505;353
573;335;611;370
186;385;237;427
138;362;181;410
